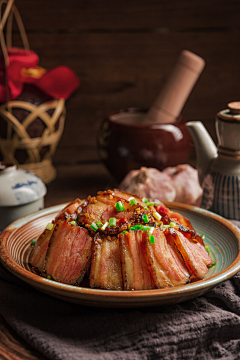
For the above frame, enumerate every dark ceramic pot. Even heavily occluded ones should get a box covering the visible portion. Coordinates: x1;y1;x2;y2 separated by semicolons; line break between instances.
97;107;192;182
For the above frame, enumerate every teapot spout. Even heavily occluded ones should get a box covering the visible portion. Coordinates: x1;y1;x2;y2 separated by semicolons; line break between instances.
186;121;217;186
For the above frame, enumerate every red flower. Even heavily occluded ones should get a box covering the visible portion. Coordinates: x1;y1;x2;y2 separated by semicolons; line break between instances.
0;47;79;102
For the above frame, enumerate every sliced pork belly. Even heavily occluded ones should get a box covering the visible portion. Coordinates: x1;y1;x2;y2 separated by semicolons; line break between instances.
119;230;155;290
144;228;190;288
168;228;213;280
113;188;150;207
90;234;123;290
29;188;214;290
78;198;111;225
44;221;92;285
78;190;146;234
96;190;141;220
30;200;87;271
155;204;195;230
77;193;125;228
169;211;195;231
55;198;86;222
30;225;55;271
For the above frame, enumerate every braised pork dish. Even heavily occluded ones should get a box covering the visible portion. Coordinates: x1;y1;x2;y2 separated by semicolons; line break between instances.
30;189;214;290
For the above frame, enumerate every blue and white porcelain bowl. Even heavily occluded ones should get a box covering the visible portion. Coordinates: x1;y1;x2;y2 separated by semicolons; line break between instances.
0;162;46;231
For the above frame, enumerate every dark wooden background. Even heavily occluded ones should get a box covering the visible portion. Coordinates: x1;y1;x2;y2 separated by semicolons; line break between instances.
11;0;240;168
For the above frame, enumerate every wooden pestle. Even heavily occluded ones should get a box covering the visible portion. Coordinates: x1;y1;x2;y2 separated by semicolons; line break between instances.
143;50;205;124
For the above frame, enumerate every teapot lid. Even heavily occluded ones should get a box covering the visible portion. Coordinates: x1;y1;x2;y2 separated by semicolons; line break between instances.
217;102;240;121
0;162;47;207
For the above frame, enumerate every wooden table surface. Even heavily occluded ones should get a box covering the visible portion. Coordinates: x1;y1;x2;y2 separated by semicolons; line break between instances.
0;161;116;360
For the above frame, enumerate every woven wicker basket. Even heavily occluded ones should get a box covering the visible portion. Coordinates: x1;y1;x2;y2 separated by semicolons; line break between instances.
0;98;66;183
0;0;66;184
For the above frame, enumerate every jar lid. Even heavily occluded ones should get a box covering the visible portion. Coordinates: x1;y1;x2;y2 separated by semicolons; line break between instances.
228;101;240;114
217;102;240;122
0;162;47;207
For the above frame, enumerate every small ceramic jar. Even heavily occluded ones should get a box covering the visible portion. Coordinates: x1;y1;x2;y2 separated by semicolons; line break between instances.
0;162;47;231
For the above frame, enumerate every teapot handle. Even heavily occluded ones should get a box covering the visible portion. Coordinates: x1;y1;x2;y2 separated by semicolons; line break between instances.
186;121;217;186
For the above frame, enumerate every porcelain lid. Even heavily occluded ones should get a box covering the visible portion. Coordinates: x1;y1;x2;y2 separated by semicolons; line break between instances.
0;162;47;207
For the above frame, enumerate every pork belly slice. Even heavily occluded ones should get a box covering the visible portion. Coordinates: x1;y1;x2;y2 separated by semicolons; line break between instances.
78;199;113;227
55;198;86;222
144;228;190;288
44;221;93;285
112;189;149;207
97;190;136;209
155;204;195;230
96;191;141;219
169;210;195;231
168;228;213;280
30;199;85;272
30;225;55;271
119;230;155;290
78;191;141;229
90;234;123;290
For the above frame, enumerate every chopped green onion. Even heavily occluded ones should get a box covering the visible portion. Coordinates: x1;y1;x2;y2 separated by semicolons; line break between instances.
122;231;128;234
201;234;206;241
163;224;170;228
208;261;216;268
46;223;54;231
149;235;155;244
149;227;154;234
129;198;137;206
143;214;150;223
153;211;161;221
96;222;103;228
142;198;148;203
147;202;155;206
47;275;52;280
90;223;98;231
143;226;151;231
101;222;109;230
205;245;210;254
129;224;144;231
31;239;37;246
70;220;77;226
109;217;117;227
170;222;177;228
143;206;148;210
115;201;125;211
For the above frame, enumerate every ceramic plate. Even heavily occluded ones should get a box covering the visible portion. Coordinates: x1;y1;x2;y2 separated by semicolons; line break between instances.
1;202;240;308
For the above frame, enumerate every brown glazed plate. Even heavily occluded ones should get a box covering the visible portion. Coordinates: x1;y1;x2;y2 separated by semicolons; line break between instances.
1;202;240;308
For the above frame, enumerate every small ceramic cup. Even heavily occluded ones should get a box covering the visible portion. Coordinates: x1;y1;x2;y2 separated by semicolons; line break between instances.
97;108;192;182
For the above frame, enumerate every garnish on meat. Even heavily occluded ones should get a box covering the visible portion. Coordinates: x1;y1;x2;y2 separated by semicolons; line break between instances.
29;189;214;290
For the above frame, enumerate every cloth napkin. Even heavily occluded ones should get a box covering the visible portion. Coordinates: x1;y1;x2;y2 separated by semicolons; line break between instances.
1;225;240;360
